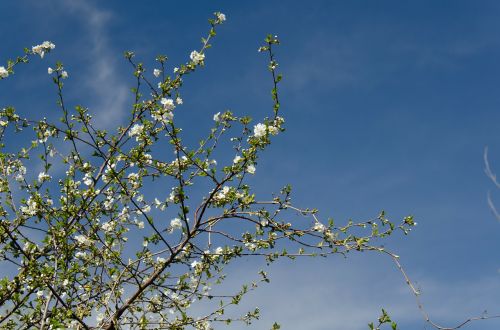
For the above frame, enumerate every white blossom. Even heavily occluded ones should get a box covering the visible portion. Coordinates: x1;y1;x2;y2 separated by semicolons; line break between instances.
216;12;226;22
196;320;211;330
170;218;182;230
246;164;256;174
215;186;230;201
190;50;205;65
152;109;173;123
31;41;55;58
233;155;242;164
83;173;93;186
253;123;267;138
128;172;139;181
153;68;161;77
140;205;151;214
312;222;326;232
176;97;183;105
103;196;115;210
0;66;8;78
15;166;26;181
101;222;113;232
21;197;38;216
157;257;166;263
75;251;87;259
161;98;175;111
154;198;162;207
191;260;201;269
213;112;221;122
47;67;53;74
38;172;51;182
167;189;176;203
128;124;144;141
61;71;68;79
74;235;92;246
245;242;257;251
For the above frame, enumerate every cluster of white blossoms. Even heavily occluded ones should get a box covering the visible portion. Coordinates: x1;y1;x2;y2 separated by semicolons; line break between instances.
101;163;116;183
101;221;115;233
36;125;56;143
170;218;182;230
169;155;189;170
253;123;267;138
14;165;27;182
74;234;93;246
32;41;55;58
127;172;141;189
37;171;51;182
152;97;178;124
128;123;144;141
195;320;211;330
232;155;257;174
246;164;256;174
0;66;8;78
83;172;93;186
167;187;177;204
136;202;151;214
214;246;224;255
153;197;166;211
48;67;68;79
20;197;38;216
214;186;244;203
245;242;257;251
161;97;175;111
190;260;201;270
75;251;87;259
216;12;226;23
312;221;326;232
215;186;230;201
190;50;205;65
23;241;37;254
253;122;277;138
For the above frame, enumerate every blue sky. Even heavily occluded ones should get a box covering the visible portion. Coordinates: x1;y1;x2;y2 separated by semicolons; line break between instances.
2;1;500;329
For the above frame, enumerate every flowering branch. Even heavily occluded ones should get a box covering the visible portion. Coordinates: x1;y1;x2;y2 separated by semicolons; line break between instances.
1;11;492;330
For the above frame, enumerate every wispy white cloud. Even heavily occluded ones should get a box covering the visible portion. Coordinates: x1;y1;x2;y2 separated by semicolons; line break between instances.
393;38;495;70
59;0;129;129
185;256;500;330
284;32;361;92
284;23;499;94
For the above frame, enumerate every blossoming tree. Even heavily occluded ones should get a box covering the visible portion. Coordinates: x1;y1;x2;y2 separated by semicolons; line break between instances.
0;12;421;329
